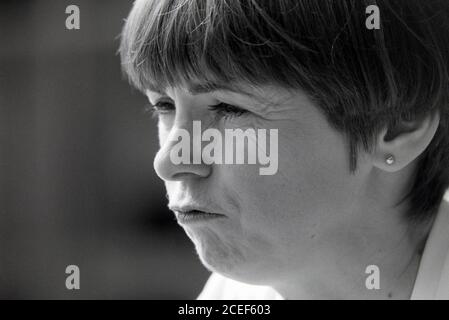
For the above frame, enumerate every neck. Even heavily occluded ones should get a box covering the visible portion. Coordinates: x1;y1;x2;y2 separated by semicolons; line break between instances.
275;219;428;299
274;166;433;300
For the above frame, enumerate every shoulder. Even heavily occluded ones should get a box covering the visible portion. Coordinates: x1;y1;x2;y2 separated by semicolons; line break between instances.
197;273;283;300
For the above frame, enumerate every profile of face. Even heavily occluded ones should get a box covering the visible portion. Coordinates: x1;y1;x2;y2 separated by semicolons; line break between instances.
149;83;376;286
120;0;449;299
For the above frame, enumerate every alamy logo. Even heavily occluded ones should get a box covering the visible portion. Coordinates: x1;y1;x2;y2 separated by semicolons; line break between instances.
65;5;80;30
365;265;380;290
65;265;80;290
366;5;380;30
169;121;278;175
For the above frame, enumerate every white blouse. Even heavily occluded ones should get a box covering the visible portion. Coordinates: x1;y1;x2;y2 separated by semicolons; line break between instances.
198;196;449;300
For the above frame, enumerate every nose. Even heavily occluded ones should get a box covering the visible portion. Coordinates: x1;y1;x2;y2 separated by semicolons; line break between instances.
153;122;212;181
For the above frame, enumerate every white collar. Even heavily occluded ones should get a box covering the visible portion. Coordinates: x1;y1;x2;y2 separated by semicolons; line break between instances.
411;196;449;299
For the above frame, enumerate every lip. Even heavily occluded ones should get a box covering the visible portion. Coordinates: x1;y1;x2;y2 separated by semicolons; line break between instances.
169;206;226;225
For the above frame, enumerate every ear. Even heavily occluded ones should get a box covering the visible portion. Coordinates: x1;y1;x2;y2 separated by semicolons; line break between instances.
373;112;440;172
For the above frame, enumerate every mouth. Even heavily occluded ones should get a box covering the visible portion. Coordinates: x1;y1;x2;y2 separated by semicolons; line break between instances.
170;206;226;225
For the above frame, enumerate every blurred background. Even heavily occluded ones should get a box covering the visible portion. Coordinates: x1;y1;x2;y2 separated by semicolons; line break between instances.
0;0;210;299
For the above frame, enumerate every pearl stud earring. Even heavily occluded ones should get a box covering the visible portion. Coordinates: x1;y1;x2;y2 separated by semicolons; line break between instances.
385;154;395;165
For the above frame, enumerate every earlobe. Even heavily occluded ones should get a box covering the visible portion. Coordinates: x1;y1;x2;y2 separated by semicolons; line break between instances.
373;112;440;172
385;154;395;166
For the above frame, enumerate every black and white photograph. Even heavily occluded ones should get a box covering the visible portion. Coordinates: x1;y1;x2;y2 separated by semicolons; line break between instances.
1;0;449;304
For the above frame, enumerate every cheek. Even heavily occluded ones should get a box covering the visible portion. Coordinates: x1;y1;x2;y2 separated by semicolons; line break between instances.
215;124;361;240
214;164;296;241
298;131;362;206
275;121;368;233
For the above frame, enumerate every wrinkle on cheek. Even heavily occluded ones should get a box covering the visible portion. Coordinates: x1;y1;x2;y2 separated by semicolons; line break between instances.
222;183;243;216
221;115;264;131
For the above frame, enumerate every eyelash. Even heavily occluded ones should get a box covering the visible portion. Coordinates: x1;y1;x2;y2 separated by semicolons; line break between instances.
208;103;248;119
148;101;175;115
148;101;248;119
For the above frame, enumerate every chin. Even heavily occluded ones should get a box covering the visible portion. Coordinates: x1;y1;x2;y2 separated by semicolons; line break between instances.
192;235;273;285
183;224;279;284
192;231;247;273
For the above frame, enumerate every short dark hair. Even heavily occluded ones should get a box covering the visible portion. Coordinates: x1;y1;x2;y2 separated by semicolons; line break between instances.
119;0;449;223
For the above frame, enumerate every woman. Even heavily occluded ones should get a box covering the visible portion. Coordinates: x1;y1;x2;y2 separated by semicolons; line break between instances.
119;0;449;299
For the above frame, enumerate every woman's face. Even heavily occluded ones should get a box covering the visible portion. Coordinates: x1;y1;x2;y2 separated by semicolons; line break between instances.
148;83;372;285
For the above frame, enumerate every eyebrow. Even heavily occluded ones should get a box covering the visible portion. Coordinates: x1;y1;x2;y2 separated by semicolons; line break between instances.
186;83;237;95
147;82;256;97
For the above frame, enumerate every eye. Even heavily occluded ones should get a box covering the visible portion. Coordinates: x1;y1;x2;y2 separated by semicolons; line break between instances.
148;100;175;116
208;103;249;119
